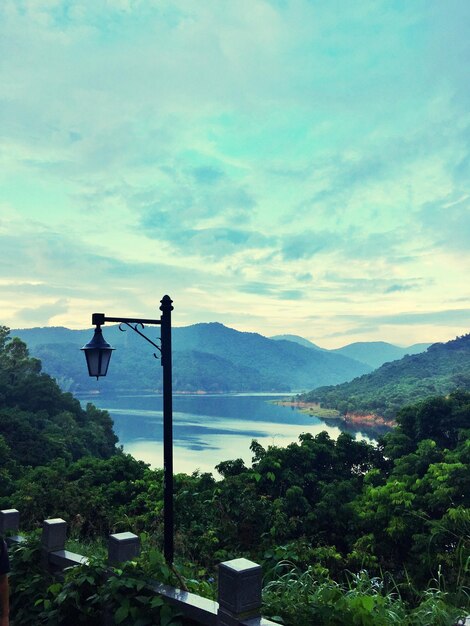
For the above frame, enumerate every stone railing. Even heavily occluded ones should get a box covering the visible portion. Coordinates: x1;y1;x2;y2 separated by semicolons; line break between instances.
0;509;278;626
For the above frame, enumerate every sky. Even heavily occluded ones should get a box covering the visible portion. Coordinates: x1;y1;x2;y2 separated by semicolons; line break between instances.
1;0;469;349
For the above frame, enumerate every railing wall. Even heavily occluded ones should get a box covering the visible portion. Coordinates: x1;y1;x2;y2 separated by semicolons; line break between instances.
0;508;277;626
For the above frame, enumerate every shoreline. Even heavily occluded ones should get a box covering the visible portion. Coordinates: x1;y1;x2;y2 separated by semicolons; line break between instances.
344;412;396;428
272;400;341;419
273;400;396;428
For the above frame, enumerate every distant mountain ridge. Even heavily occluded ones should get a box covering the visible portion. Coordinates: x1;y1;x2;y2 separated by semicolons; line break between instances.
332;341;431;369
271;334;324;350
271;334;430;369
301;334;470;418
12;322;372;394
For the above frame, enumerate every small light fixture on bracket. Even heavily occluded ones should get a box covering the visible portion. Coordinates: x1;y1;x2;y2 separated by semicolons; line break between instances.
81;313;115;379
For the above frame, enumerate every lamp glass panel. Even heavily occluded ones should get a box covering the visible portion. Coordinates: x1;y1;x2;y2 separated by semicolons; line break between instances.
84;347;113;378
98;348;112;376
85;348;100;378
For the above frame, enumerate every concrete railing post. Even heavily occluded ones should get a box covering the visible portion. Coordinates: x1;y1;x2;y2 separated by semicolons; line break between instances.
104;532;141;626
217;558;263;626
108;531;140;566
41;518;67;570
42;518;67;552
0;509;20;534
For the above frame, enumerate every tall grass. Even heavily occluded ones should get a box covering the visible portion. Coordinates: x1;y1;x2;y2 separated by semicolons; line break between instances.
262;562;468;625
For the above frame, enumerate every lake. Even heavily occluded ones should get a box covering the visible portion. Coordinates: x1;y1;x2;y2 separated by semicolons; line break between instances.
80;393;377;475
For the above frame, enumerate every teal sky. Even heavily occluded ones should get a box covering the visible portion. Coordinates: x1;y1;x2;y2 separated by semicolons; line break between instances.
1;0;469;347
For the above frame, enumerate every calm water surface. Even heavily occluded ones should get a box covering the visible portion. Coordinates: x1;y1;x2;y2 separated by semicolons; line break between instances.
80;393;376;475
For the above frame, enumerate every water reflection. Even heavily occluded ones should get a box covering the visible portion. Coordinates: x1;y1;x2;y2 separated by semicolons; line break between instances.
80;393;376;475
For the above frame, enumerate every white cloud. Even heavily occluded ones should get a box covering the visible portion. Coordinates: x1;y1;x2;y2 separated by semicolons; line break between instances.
0;0;469;346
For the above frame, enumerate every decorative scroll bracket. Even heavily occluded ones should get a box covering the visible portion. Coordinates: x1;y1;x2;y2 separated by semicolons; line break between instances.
118;321;162;360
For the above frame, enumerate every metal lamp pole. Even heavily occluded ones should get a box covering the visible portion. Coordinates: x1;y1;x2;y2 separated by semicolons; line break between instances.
82;295;174;563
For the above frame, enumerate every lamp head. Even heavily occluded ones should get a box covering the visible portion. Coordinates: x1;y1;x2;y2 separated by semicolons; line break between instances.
81;323;114;379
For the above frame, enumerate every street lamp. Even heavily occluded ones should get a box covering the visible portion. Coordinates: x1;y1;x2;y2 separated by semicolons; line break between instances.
81;295;174;563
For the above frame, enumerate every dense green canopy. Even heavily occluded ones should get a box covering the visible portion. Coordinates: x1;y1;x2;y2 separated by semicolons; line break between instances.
0;326;118;491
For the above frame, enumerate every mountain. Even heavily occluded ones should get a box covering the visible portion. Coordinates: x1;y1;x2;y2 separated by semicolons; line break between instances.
332;341;431;369
270;334;323;350
172;323;371;390
12;322;371;394
300;334;470;418
271;336;430;369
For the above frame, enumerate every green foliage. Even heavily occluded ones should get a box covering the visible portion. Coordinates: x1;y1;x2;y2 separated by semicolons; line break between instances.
262;564;465;625
45;558;183;626
7;534;52;626
0;328;117;475
394;390;470;449
4;453;155;533
8;535;184;625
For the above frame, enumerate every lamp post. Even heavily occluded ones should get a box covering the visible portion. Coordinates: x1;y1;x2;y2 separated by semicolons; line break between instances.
81;295;174;563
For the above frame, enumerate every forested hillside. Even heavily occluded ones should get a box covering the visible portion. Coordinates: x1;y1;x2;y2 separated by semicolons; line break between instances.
300;333;470;418
0;326;118;488
13;322;371;393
